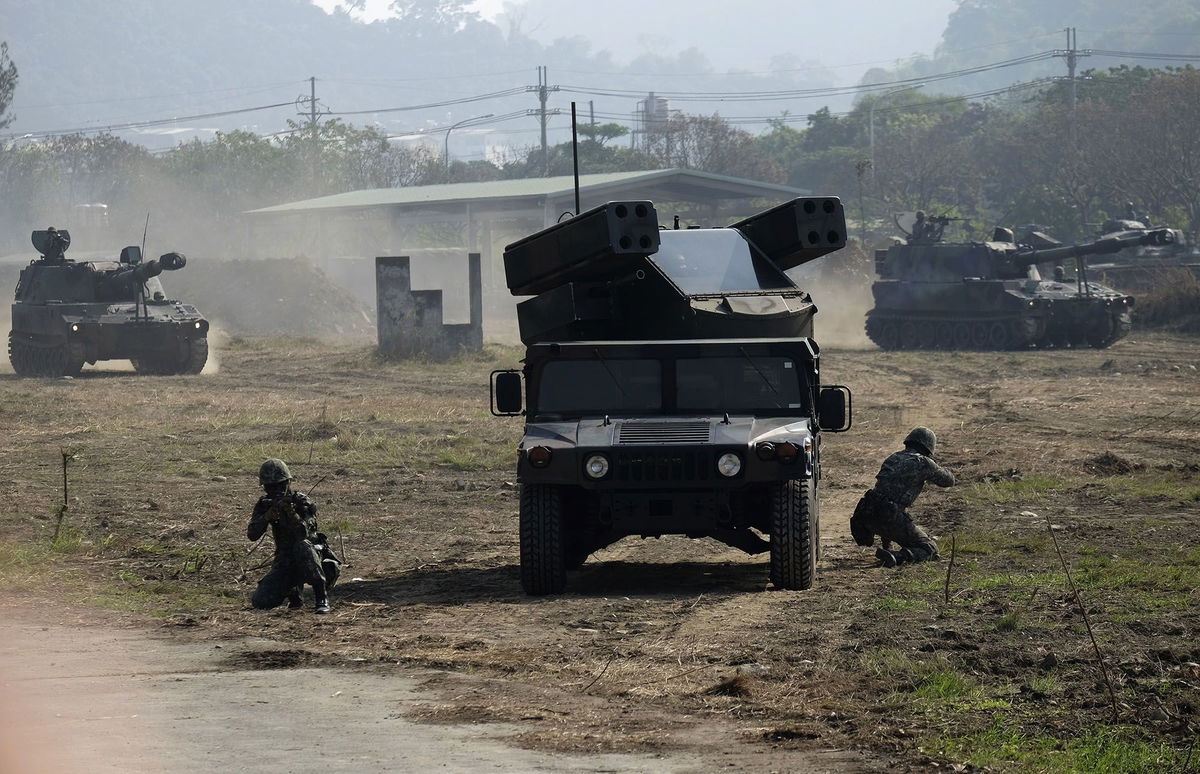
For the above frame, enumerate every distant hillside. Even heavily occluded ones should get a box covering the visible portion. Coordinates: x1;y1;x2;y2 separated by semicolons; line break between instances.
863;0;1200;93
0;0;842;150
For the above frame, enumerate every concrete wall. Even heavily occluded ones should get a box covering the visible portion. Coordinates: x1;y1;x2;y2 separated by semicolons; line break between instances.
375;252;483;360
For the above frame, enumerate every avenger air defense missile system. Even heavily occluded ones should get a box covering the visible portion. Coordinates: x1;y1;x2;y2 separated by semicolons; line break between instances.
8;227;209;377
490;198;852;594
866;217;1174;350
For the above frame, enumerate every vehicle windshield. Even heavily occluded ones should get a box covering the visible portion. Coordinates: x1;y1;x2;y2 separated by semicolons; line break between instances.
650;230;793;295
677;356;803;411
535;354;806;415
538;359;662;413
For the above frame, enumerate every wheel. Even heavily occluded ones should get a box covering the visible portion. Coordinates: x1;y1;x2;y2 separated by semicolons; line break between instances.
986;322;1009;350
769;479;817;591
970;322;990;349
870;319;899;351
935;322;956;350
899;320;917;350
182;337;208;374
952;322;972;349
916;322;938;349
519;483;566;595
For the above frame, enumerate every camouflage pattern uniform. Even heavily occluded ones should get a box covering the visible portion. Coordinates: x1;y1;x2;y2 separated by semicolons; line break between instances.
850;427;955;566
248;459;330;613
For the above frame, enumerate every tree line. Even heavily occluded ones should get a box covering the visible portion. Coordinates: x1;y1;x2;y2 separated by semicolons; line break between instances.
1;46;1198;253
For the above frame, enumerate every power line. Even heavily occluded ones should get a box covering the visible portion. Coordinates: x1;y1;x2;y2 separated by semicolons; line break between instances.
12;81;306;111
558;51;1059;102
2;100;300;141
330;87;527;116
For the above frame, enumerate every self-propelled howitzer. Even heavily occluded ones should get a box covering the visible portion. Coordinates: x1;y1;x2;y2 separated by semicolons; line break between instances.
491;198;853;595
866;225;1174;350
9;228;209;376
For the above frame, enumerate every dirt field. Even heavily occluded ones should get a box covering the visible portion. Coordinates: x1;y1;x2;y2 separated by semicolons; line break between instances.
1;332;1198;772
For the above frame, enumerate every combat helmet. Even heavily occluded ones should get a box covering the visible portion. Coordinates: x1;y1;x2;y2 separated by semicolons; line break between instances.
259;458;293;485
903;427;936;457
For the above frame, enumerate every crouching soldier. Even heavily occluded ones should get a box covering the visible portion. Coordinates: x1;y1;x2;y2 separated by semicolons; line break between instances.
248;458;333;614
850;427;956;567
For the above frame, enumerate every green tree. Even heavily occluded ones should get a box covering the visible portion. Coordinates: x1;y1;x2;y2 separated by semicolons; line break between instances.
0;41;16;130
642;113;783;182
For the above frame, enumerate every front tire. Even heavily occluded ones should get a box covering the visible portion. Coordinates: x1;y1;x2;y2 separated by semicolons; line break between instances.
519;484;566;595
769;479;817;591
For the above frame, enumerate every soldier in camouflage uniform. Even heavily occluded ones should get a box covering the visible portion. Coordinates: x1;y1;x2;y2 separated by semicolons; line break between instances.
850;427;955;567
247;458;331;614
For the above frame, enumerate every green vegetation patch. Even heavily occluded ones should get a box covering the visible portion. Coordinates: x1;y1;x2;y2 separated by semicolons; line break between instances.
932;719;1188;773
964;475;1068;505
1092;469;1200;505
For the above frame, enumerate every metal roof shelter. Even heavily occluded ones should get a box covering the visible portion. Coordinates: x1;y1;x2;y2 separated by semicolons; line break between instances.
244;169;812;339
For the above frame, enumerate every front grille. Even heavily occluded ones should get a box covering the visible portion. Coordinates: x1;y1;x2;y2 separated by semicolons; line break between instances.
614;450;710;483
618;421;711;445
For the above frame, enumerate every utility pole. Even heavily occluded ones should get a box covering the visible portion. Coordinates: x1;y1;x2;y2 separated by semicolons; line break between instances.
1054;28;1090;232
307;76;319;194
1054;28;1089;149
537;66;549;176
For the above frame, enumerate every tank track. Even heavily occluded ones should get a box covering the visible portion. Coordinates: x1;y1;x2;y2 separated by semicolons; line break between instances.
131;336;208;376
8;335;84;378
865;314;1032;351
865;311;1130;351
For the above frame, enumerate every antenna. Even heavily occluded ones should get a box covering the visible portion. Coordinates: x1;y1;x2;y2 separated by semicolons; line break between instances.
570;101;581;217
138;213;150;322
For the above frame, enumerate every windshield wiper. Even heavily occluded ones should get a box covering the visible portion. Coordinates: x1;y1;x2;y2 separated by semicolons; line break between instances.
738;347;783;409
591;347;627;398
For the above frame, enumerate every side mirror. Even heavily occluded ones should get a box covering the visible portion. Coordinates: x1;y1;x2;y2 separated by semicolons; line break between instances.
120;245;142;265
817;385;852;432
491;370;524;416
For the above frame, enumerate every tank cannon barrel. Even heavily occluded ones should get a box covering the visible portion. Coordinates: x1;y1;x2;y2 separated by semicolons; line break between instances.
116;252;187;284
1014;229;1175;267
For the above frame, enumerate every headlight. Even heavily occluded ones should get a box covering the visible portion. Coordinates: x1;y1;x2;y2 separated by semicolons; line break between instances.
70;323;80;332
584;454;610;479
527;445;552;468
194;321;203;329
755;442;776;461
716;452;742;477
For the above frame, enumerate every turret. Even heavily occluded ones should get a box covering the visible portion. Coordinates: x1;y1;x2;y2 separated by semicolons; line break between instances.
31;227;71;262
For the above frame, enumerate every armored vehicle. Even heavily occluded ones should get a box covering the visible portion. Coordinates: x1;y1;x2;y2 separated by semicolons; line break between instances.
8;228;209;377
491;198;852;594
866;220;1174;350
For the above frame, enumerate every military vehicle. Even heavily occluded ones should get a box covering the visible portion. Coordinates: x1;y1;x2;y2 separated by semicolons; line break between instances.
490;198;852;594
8;227;209;377
866;219;1174;350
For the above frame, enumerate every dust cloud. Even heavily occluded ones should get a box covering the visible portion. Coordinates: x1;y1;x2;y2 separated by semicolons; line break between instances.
789;242;876;350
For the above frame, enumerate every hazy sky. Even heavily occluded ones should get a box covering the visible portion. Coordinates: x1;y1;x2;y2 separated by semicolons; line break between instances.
313;0;958;84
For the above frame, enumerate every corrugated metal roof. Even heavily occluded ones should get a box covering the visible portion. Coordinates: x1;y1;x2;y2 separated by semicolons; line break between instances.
247;168;808;215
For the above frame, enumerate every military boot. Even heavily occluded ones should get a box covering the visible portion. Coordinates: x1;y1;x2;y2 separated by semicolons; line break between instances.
894;548;916;565
287;589;304;609
312;580;331;614
875;547;898;568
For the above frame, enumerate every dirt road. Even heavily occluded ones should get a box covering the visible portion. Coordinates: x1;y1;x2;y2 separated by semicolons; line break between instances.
0;604;867;773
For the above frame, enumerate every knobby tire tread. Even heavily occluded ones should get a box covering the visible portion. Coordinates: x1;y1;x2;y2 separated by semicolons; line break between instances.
519;484;565;595
769;479;816;591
